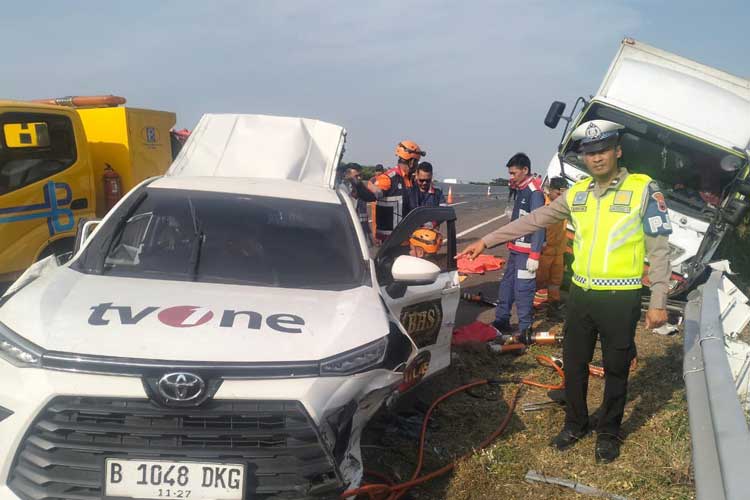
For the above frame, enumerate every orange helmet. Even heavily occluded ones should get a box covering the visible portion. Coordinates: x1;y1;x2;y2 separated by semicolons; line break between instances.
395;140;426;161
409;228;443;255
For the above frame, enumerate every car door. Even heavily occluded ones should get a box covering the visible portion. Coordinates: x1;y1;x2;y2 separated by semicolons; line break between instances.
376;207;460;379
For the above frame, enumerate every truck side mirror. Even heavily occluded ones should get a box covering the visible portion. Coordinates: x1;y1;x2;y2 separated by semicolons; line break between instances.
544;101;566;129
74;219;101;254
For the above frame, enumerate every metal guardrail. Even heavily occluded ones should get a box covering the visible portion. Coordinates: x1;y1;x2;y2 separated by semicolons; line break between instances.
683;270;750;500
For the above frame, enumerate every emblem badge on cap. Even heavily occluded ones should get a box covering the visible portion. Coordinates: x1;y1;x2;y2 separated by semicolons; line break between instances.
585;122;602;140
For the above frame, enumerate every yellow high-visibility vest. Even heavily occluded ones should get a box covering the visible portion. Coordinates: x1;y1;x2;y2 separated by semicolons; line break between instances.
566;173;651;291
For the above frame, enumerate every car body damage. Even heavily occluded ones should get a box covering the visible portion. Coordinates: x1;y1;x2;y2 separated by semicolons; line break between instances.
544;38;750;297
0;114;459;499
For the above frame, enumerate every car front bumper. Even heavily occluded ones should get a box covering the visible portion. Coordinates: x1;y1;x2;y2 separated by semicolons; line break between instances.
0;361;401;500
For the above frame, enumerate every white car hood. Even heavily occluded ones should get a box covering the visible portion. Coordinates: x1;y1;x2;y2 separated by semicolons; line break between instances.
0;268;388;362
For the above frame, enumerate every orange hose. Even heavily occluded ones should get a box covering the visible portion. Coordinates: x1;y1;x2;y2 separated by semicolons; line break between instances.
495;342;526;353
589;357;637;378
344;354;635;498
340;381;523;500
521;355;566;390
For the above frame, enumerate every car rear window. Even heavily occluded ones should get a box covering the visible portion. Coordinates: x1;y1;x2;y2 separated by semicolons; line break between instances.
78;187;367;290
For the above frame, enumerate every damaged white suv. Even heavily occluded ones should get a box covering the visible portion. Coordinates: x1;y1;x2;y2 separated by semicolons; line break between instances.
0;115;460;500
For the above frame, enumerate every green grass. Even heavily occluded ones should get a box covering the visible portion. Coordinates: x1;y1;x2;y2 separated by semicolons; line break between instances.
362;318;695;499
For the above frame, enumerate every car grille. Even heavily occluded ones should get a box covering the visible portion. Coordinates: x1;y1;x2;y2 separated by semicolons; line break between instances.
8;397;340;500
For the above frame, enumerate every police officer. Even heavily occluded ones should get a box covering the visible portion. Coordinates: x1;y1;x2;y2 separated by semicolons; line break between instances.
458;120;671;463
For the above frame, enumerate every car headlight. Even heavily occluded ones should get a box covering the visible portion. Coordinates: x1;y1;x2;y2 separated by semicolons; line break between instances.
320;337;388;376
0;322;43;367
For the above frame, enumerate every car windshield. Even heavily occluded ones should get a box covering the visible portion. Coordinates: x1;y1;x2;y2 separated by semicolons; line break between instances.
81;187;367;290
563;103;745;220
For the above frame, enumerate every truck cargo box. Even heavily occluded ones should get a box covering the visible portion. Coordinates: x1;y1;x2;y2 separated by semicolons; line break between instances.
77;107;176;216
598;38;750;152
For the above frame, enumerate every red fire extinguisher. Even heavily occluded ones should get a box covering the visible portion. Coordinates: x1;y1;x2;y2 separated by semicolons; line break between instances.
102;164;123;211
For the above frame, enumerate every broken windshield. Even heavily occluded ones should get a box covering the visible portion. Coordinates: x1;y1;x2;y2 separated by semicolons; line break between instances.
78;187;368;290
563;103;745;220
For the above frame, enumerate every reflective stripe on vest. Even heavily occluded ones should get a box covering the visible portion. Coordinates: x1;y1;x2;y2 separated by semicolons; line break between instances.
375;195;403;239
375;167;410;239
566;173;651;291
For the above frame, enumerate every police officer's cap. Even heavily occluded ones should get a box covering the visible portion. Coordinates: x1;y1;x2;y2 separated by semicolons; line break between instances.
571;120;625;153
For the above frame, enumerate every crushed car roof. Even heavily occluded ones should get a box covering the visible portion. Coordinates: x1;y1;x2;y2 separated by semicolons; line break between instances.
149;176;342;204
166;113;347;189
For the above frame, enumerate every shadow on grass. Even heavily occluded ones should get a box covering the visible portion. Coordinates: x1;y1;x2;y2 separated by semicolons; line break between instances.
360;344;529;499
621;341;684;438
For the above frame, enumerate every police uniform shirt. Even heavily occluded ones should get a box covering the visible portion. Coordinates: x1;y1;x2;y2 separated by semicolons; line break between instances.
481;167;672;309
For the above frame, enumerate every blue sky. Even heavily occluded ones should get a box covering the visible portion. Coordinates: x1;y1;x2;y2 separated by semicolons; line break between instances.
1;1;747;180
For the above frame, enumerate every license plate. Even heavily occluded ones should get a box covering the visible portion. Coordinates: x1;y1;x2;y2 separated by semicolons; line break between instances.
104;459;245;500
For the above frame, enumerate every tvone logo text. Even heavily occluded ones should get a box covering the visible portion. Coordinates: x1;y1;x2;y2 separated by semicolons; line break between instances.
88;303;305;333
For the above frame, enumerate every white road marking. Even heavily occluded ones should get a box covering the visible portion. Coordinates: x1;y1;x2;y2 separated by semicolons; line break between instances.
447;201;469;206
456;214;507;238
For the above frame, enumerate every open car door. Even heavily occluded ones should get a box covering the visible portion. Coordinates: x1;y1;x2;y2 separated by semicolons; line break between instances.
375;207;459;380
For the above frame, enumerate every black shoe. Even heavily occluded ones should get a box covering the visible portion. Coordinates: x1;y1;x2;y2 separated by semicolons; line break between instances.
546;389;566;403
595;433;621;464
492;320;512;334
546;302;564;320
550;427;589;451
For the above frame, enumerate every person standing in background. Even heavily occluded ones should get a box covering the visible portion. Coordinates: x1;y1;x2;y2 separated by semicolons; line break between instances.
405;162;445;211
490;153;545;335
534;177;568;315
369;141;426;241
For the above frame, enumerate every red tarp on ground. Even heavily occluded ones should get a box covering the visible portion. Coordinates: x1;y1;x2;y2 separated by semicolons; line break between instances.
452;321;498;345
457;255;505;274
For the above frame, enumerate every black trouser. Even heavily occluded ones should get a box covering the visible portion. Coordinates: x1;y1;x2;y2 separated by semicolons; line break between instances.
562;286;641;435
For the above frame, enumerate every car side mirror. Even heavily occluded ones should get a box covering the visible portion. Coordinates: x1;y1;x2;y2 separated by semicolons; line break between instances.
544;101;566;129
74;219;101;254
391;255;440;286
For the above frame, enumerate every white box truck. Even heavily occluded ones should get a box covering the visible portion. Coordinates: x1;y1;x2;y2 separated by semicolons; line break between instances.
544;38;750;296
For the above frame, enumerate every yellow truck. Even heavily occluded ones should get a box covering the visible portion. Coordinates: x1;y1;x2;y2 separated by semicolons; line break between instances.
0;96;176;285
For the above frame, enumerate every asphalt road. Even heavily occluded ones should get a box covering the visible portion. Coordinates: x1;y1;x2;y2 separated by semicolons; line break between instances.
446;192;516;328
448;192;510;245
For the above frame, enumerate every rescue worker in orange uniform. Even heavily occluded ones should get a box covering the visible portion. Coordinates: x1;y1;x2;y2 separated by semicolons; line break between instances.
534;177;568;313
370;141;426;241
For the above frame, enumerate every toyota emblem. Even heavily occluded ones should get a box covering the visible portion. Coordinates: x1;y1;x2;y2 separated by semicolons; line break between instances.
157;372;205;402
